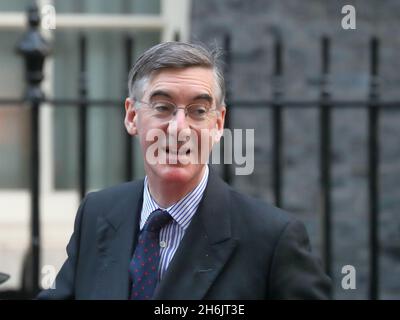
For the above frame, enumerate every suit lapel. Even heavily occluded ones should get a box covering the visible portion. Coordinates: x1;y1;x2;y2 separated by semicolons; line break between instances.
153;169;238;300
93;180;144;299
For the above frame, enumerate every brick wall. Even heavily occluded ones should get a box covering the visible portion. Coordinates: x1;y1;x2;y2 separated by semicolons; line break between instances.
191;0;400;299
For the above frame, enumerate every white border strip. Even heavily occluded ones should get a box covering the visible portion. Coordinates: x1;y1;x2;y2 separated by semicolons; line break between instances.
0;13;164;30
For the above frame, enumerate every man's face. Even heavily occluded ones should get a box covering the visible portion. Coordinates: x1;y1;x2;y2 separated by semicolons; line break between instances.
124;66;226;186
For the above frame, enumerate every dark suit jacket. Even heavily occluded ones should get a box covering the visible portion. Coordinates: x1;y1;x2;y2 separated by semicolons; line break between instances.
37;169;331;299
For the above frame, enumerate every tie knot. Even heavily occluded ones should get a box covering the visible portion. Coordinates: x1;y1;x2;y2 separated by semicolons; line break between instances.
144;209;171;233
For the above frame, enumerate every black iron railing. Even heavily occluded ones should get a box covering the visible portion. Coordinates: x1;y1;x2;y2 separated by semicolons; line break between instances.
0;3;398;300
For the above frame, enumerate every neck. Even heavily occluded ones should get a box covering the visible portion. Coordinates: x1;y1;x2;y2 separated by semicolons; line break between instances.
147;166;206;208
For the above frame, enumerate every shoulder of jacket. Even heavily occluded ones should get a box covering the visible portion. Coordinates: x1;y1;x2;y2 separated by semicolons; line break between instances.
228;188;297;232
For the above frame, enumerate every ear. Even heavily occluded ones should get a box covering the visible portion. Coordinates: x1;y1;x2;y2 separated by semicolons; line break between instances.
214;106;226;142
124;98;138;136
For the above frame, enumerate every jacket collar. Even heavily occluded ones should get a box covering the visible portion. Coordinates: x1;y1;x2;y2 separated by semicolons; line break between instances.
93;180;143;299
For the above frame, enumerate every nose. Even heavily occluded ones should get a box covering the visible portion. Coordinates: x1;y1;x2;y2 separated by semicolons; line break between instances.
167;108;190;140
169;108;189;128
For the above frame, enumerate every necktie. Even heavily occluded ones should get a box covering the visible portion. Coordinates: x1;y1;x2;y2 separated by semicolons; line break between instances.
129;209;172;300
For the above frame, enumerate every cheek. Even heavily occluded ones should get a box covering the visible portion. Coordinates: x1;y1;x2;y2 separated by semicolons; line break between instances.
195;127;216;150
139;128;155;149
135;113;143;133
138;124;168;152
136;114;152;142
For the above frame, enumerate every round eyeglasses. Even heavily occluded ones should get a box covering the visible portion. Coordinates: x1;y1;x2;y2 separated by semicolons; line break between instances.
135;99;218;123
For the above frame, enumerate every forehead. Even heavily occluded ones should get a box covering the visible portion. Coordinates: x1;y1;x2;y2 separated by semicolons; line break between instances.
144;67;217;99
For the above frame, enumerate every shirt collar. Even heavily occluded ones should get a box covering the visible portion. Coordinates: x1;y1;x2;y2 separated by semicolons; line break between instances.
140;165;209;230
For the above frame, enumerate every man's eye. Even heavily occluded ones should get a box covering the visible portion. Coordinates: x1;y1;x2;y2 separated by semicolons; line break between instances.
190;106;207;115
153;104;173;113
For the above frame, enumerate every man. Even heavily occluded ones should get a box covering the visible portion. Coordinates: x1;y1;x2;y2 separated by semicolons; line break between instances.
38;42;331;300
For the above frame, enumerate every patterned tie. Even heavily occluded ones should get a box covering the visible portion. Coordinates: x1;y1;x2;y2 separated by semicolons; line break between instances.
129;209;172;300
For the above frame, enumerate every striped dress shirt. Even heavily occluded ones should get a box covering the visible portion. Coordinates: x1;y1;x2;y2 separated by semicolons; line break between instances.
139;165;209;280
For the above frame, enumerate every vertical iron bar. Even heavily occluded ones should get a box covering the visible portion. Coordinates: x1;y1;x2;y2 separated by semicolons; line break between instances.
223;34;232;184
368;37;380;300
78;34;88;200
272;37;283;207
174;31;180;42
17;2;50;296
319;36;332;279
125;36;134;181
30;95;40;296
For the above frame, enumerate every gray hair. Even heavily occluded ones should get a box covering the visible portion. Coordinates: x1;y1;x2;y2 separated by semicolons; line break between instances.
127;42;226;106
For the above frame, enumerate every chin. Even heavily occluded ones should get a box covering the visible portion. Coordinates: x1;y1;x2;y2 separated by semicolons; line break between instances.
149;163;204;185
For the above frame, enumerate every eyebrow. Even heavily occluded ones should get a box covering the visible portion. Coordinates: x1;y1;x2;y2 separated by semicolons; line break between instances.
149;90;213;104
192;94;213;104
149;90;173;100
